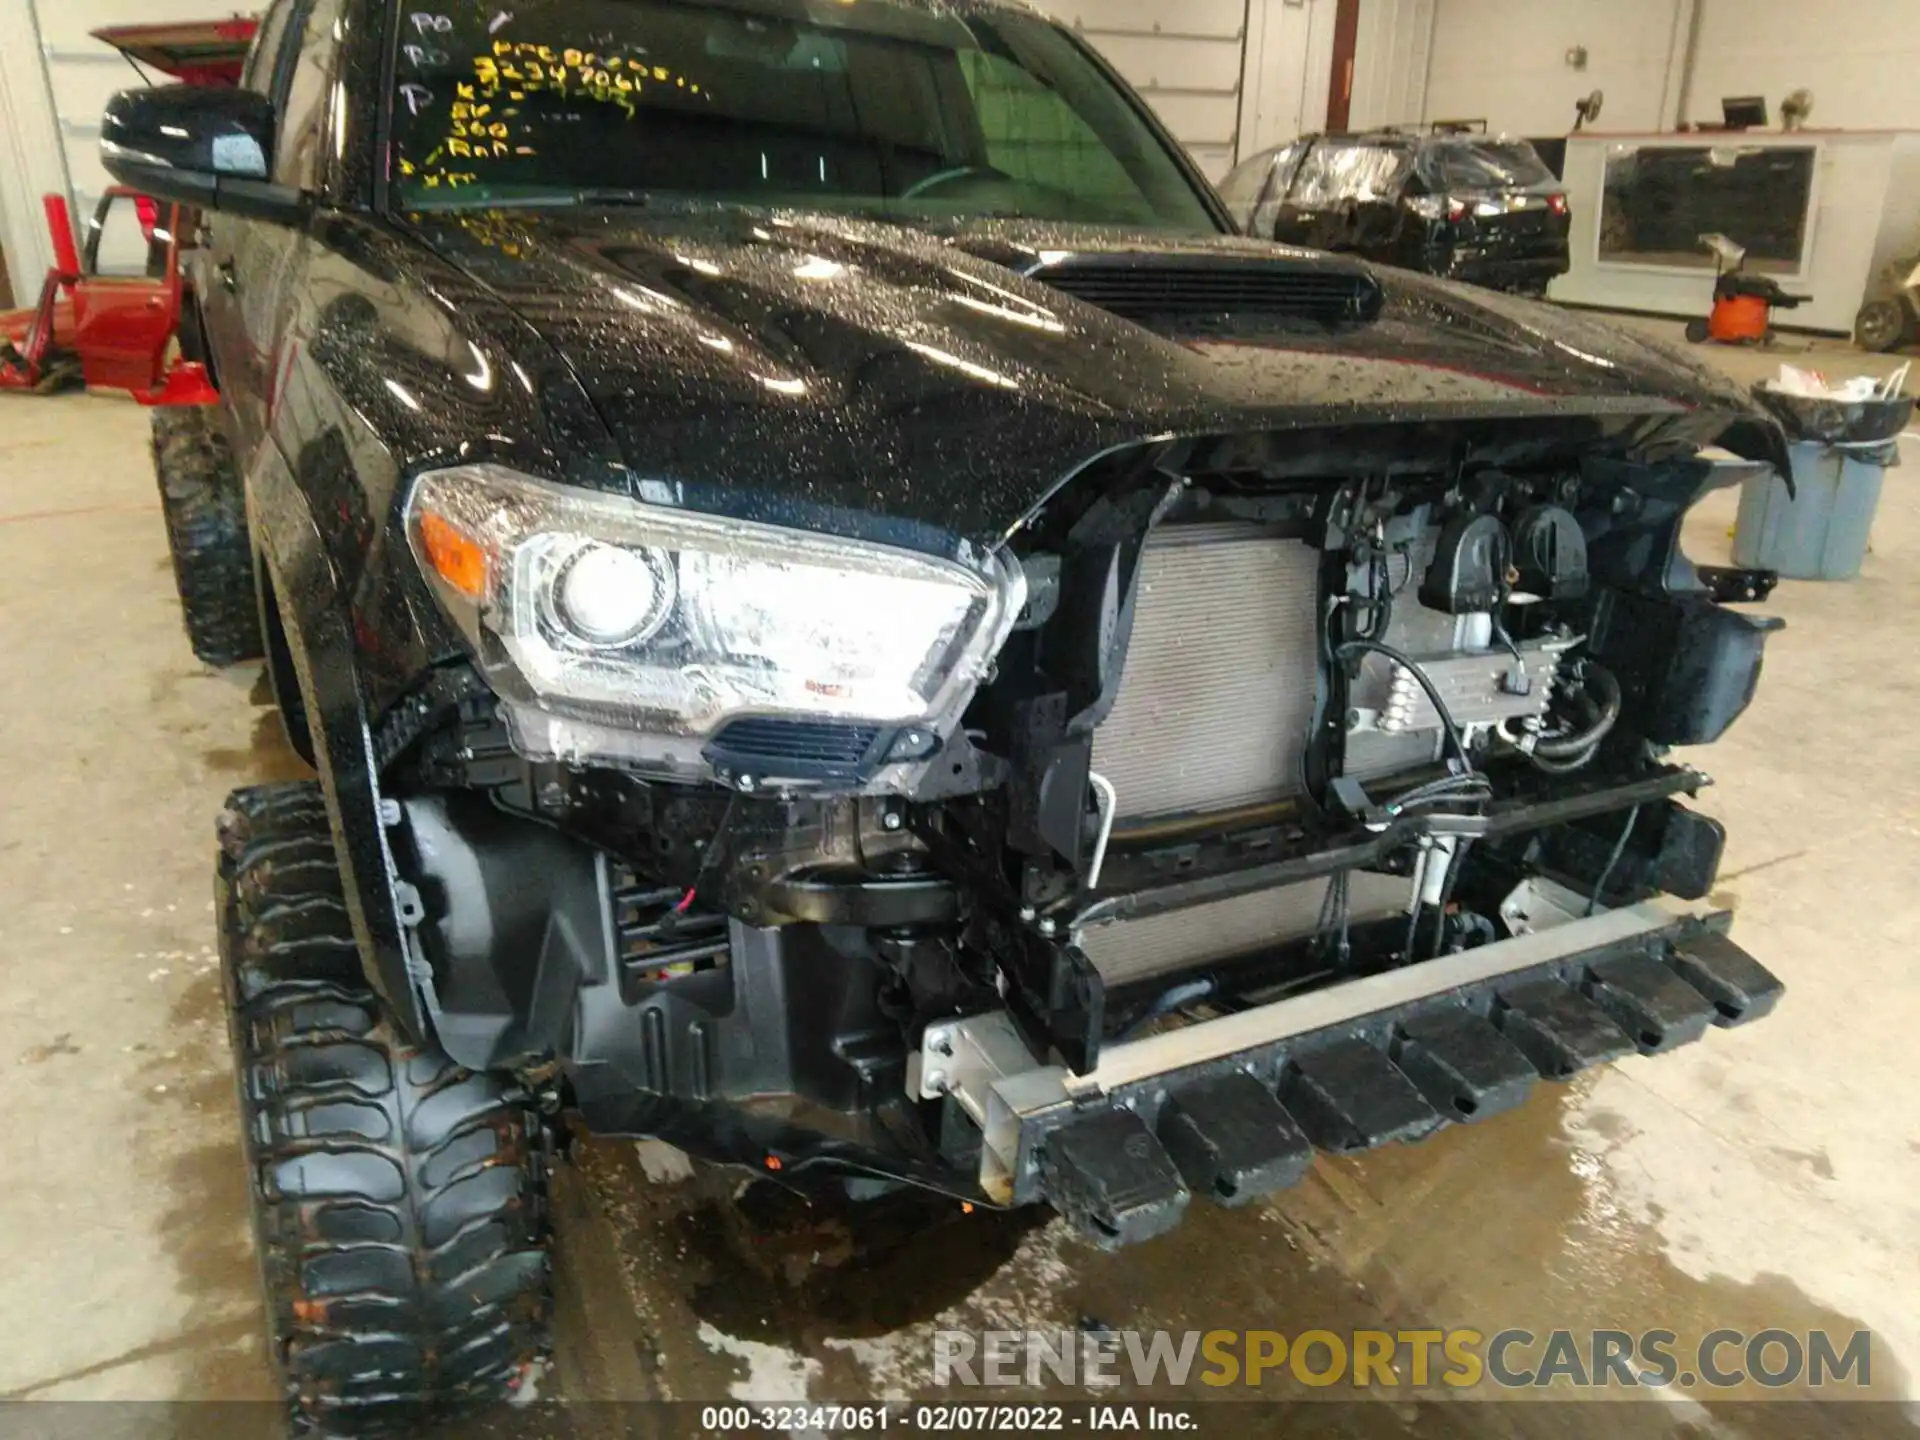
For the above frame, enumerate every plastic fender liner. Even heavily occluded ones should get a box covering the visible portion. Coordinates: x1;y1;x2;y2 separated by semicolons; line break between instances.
389;791;612;1073
1592;590;1786;746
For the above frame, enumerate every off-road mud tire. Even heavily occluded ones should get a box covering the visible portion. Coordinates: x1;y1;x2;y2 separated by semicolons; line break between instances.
154;405;264;667
217;782;552;1434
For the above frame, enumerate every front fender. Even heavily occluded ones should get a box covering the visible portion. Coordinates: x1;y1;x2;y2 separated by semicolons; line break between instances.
247;440;430;1042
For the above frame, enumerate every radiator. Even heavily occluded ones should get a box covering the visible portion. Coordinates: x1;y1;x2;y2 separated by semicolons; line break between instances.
1091;524;1321;821
1079;873;1414;987
1084;523;1421;986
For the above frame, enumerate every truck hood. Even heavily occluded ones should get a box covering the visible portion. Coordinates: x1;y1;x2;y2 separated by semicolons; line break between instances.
412;208;1776;556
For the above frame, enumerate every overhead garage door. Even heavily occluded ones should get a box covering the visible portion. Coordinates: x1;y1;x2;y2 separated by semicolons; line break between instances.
1044;0;1252;181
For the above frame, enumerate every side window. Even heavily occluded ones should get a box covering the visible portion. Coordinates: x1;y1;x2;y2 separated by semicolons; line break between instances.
1345;148;1411;202
1249;141;1304;235
276;0;347;191
957;51;1150;220
243;0;297;96
1286;145;1335;206
1290;144;1406;207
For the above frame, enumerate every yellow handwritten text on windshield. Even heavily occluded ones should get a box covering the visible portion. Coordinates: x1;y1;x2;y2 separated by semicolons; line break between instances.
400;14;710;193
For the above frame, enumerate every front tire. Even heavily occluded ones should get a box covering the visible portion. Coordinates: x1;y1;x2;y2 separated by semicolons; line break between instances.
217;782;552;1433
153;406;264;667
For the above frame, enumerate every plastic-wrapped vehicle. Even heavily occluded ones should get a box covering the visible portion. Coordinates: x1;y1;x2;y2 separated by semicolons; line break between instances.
106;0;1789;1426
1223;129;1572;295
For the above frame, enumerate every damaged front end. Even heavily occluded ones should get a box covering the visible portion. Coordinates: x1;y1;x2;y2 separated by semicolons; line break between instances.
375;401;1787;1246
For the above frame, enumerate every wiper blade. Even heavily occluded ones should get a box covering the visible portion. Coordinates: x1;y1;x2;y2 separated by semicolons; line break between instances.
502;187;658;209
406;186;661;213
567;187;657;206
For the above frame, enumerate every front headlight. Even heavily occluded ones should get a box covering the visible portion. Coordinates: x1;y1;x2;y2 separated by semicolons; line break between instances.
406;466;1023;761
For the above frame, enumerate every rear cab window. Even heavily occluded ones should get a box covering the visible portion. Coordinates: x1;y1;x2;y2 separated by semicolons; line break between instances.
1420;139;1555;193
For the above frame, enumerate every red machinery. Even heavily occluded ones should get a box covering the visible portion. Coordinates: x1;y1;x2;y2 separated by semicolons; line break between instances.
0;18;256;402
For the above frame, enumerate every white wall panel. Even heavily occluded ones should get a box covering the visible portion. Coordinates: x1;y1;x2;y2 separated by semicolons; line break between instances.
1241;0;1338;157
1422;0;1685;135
1049;0;1252;178
1688;0;1920;131
0;0;68;289
1350;0;1435;131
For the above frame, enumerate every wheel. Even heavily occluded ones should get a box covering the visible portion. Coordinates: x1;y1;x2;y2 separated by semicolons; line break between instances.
1684;318;1710;344
153;407;264;667
218;782;552;1433
1854;298;1909;353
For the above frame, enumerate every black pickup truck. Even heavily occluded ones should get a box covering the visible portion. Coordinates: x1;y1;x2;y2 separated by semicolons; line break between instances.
105;0;1788;1427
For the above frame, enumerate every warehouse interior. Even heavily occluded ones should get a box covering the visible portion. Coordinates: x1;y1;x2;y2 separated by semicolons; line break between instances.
1;0;1917;1431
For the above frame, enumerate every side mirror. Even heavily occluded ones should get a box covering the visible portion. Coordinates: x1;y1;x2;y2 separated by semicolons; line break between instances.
101;86;309;227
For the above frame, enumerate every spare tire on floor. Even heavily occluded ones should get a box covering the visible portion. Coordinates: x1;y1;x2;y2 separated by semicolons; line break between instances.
217;782;553;1433
152;406;263;667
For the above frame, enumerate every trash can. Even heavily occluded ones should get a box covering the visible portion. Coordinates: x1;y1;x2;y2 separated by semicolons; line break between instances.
1733;389;1913;581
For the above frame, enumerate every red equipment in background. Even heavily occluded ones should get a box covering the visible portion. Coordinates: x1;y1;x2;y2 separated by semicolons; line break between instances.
87;17;258;87
0;197;84;394
0;17;256;401
1685;233;1811;348
0;190;218;403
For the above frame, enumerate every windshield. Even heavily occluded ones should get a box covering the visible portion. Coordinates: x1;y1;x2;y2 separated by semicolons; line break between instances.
1420;139;1555;193
387;0;1220;231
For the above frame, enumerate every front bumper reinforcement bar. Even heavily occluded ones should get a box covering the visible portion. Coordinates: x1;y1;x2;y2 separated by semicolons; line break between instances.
913;895;1782;1247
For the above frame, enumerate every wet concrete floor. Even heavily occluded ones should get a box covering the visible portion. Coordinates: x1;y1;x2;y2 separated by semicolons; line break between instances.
0;323;1915;1434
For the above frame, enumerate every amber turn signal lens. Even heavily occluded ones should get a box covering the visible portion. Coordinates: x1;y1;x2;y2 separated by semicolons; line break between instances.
419;511;491;600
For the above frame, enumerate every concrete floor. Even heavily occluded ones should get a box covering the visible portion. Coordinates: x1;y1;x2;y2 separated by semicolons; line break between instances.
2;322;1917;1434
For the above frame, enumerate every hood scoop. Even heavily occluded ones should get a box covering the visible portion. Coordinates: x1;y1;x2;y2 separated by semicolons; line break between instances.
1030;253;1384;327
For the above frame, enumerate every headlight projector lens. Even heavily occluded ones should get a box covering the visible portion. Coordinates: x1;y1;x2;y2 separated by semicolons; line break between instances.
554;543;673;646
